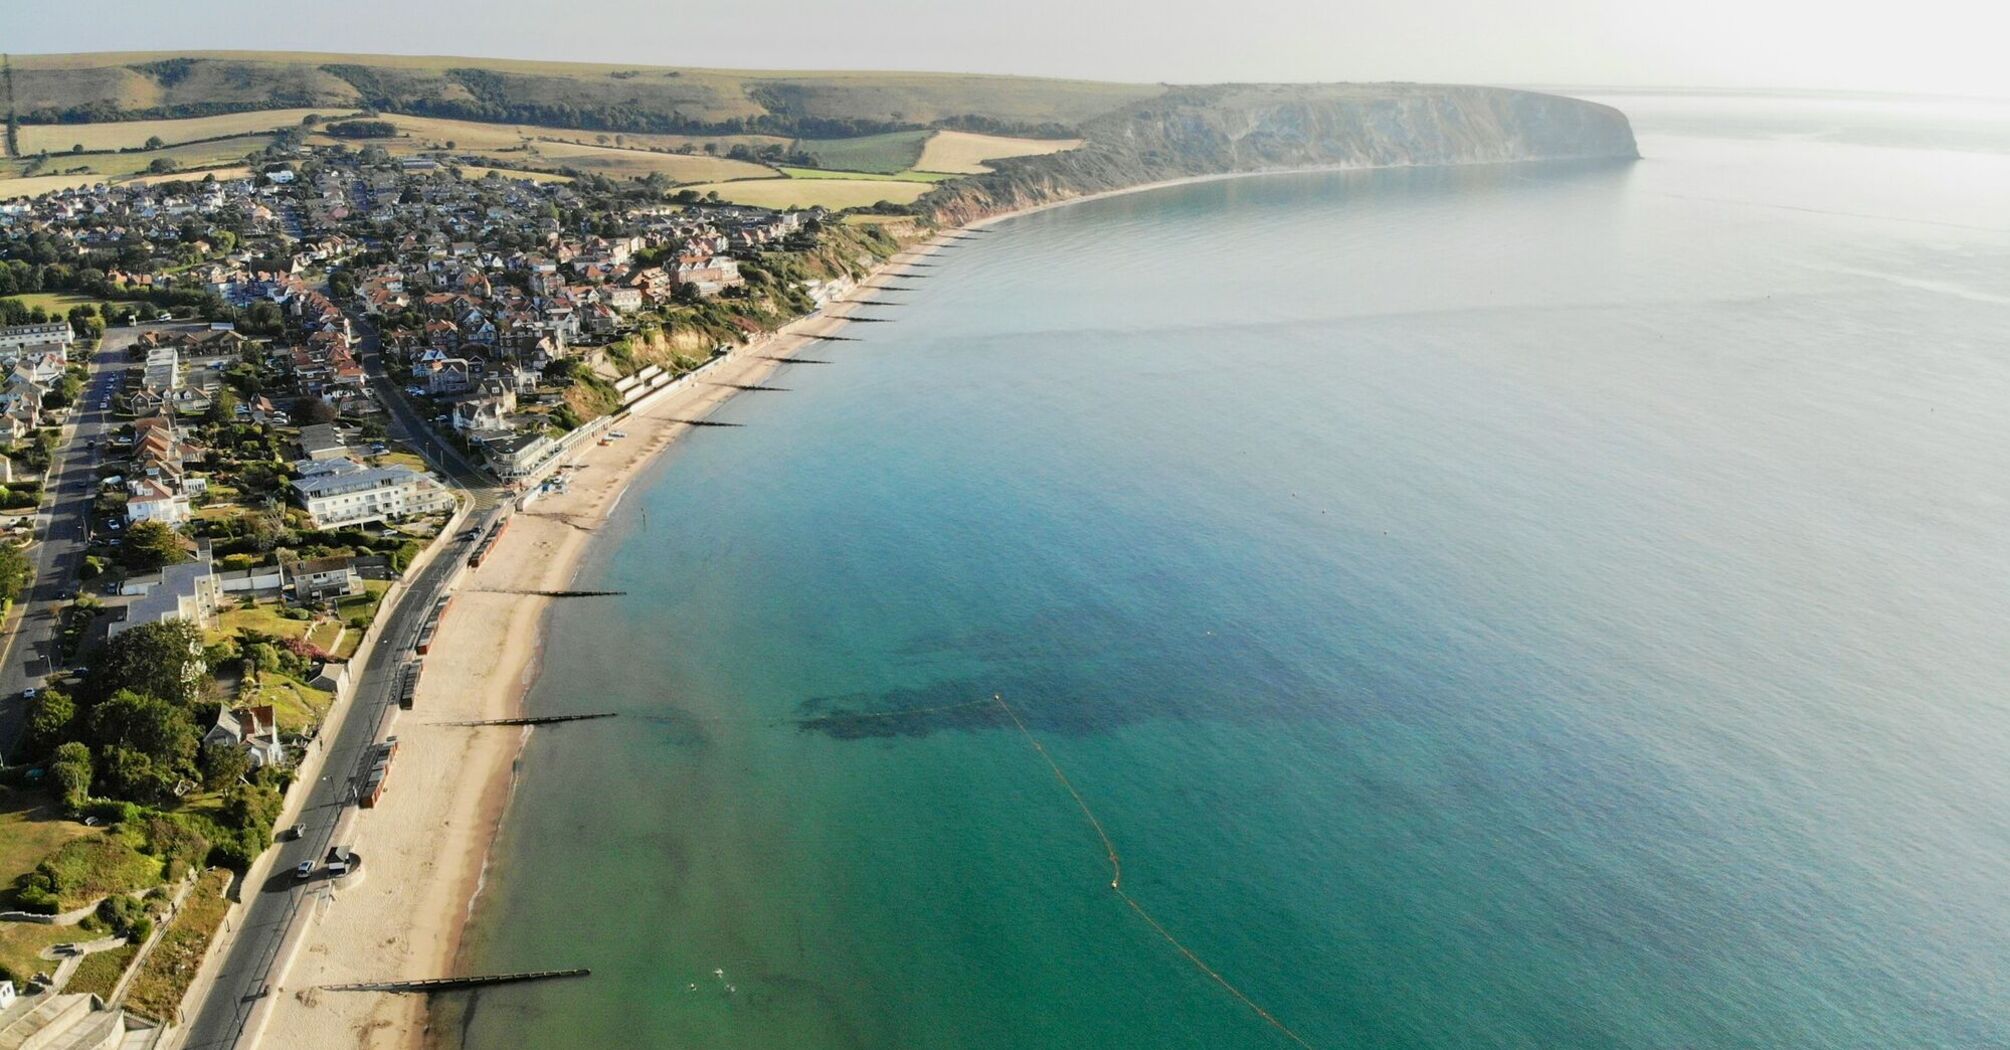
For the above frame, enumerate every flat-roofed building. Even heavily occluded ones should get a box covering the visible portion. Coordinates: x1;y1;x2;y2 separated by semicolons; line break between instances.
112;556;220;638
290;459;455;527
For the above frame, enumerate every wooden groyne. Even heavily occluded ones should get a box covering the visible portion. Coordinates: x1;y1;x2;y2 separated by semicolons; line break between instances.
837;316;895;323
803;334;858;342
755;356;830;363
670;418;744;427
430;713;617;728
704;382;788;392
320;969;590;993
850;300;904;306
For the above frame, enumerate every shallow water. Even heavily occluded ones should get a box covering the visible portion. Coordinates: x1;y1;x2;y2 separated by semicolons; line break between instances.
453;94;2010;1048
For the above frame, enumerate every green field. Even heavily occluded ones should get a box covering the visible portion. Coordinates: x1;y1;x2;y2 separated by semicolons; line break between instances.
777;166;952;183
790;131;933;174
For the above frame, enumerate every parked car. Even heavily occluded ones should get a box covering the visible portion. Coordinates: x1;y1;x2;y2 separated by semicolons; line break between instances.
286;823;305;841
294;861;315;881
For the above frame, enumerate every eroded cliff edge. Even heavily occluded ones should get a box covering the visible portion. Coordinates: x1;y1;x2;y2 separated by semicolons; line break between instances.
920;84;1637;223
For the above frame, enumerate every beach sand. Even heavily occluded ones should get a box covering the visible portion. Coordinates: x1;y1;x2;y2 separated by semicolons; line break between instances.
251;233;951;1050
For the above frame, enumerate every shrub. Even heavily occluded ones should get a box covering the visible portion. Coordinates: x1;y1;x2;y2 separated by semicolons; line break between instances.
93;893;153;942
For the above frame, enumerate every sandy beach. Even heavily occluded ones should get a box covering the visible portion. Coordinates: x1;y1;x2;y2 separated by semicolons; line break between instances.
247;230;962;1050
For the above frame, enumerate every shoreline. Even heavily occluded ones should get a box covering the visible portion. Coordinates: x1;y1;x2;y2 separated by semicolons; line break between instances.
256;225;968;1049
256;157;1578;1048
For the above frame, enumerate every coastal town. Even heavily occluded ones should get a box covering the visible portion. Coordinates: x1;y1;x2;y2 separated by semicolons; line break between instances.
0;133;928;1048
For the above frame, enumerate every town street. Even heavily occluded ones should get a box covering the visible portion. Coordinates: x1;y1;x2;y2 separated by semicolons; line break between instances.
0;322;193;752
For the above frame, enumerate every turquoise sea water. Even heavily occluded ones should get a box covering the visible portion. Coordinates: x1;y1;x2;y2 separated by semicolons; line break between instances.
453;95;2010;1049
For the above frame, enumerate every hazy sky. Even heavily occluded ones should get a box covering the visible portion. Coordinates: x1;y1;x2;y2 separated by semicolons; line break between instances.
12;0;2009;98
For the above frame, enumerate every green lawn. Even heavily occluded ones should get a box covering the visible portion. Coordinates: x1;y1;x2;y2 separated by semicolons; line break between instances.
0;787;97;892
777;166;953;183
0;921;79;985
368;451;428;472
1;292;115;317
241;672;333;734
212;600;312;644
790;130;933;174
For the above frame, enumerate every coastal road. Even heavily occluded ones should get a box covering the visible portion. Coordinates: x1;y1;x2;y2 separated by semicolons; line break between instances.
0;324;183;754
176;500;501;1050
181;322;506;1050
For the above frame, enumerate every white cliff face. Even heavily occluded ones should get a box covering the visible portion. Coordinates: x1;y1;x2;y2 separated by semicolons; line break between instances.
924;84;1638;223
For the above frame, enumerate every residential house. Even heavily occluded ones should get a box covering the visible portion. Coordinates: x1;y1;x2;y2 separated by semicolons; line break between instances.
297;423;348;461
283;554;362;604
202;705;285;768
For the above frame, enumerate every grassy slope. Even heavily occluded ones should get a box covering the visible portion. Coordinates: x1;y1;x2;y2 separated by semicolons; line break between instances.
124;868;232;1022
0;787;95;892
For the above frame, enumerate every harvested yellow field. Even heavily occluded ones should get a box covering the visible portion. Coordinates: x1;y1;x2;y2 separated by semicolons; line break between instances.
915;130;1081;174
128;165;254;186
684;177;935;210
0;173;107;199
457;165;573;184
15;108;356;154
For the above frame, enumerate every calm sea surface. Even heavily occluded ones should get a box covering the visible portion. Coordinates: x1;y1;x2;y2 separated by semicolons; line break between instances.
453;94;2010;1049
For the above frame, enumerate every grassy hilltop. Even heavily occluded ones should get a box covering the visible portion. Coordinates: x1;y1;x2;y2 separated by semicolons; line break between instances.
0;52;1637;212
4;51;1162;136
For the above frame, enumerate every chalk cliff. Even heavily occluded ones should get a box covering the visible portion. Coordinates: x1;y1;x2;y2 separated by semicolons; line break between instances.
921;84;1637;223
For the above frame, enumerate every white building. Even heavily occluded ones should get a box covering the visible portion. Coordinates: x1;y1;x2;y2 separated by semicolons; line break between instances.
143;344;180;394
290;459;455;527
125;479;192;525
0;323;74;353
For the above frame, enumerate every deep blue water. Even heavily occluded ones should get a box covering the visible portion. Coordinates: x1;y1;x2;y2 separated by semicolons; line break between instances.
457;95;2010;1048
